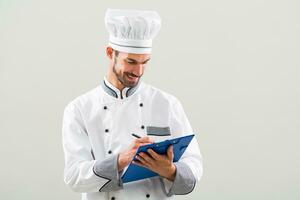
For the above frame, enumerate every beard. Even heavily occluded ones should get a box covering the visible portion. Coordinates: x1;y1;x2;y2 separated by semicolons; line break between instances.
112;63;141;88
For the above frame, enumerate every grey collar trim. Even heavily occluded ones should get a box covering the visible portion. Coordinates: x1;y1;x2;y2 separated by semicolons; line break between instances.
101;80;118;98
101;77;141;99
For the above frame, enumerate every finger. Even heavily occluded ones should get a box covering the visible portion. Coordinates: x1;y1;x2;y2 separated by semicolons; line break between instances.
138;142;153;146
138;152;153;163
132;160;152;171
132;160;146;167
135;155;150;167
135;154;146;163
134;137;154;149
138;140;154;145
136;136;153;143
134;142;153;151
147;149;160;160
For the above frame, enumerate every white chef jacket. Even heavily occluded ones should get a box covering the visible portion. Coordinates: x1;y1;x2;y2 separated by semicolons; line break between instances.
62;77;203;200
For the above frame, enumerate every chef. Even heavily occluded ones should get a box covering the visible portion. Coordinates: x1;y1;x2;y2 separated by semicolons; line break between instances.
62;8;203;200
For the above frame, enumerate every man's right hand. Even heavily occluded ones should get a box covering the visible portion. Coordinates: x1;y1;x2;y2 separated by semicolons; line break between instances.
118;136;154;172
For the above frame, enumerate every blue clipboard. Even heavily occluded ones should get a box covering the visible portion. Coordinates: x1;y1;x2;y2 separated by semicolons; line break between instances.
121;134;195;183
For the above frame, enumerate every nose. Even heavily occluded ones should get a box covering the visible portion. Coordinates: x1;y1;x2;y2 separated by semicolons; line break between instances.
133;64;144;76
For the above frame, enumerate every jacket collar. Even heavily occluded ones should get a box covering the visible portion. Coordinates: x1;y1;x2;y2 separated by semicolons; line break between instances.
101;76;141;99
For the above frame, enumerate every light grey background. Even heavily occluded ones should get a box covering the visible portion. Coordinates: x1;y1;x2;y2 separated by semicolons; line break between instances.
1;0;299;199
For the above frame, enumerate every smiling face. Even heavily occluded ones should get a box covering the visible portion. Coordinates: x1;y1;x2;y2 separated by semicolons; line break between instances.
106;47;151;89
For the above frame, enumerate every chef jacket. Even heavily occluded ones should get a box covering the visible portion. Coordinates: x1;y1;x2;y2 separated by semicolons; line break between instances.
62;77;203;200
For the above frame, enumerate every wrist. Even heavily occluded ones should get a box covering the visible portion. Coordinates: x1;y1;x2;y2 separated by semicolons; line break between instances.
117;152;127;172
165;163;176;181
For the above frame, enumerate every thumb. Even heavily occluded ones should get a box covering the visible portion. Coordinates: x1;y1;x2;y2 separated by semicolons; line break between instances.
167;145;174;160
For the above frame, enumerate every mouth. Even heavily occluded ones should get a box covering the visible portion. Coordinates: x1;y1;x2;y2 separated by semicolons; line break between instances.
126;73;140;82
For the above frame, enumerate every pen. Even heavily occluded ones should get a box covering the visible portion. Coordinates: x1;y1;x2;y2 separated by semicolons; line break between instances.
131;133;141;138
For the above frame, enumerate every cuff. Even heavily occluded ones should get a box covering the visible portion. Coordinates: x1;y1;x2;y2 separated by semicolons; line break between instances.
93;154;123;192
163;162;196;197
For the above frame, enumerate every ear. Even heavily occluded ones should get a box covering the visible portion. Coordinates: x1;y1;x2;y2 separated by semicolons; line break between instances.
106;46;114;60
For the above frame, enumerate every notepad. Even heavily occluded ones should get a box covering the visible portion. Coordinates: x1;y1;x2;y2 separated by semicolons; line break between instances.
121;134;195;183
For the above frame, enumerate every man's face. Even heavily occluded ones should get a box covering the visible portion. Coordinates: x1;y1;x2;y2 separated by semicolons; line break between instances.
112;50;151;87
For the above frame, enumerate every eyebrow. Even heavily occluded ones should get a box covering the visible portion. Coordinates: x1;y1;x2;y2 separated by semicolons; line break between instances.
126;58;151;64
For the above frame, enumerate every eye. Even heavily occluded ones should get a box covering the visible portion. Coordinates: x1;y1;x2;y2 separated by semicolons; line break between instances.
126;60;136;64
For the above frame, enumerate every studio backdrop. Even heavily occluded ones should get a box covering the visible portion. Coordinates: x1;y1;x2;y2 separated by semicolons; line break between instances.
1;0;299;200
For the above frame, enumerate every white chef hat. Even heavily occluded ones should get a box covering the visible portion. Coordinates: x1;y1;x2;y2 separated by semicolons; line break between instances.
104;8;161;54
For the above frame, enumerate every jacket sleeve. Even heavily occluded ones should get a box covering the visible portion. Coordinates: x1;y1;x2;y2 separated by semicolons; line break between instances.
62;102;123;193
160;98;203;196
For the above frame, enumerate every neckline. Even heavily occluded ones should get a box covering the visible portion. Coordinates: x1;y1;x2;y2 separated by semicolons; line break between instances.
101;76;141;99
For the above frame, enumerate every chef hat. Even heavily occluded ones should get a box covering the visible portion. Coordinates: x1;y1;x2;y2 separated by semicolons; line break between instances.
104;8;161;54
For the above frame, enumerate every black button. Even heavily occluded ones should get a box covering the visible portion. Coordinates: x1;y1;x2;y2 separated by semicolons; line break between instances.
111;197;115;200
108;150;112;154
141;125;145;129
103;106;107;110
139;103;143;107
105;129;109;133
146;194;150;198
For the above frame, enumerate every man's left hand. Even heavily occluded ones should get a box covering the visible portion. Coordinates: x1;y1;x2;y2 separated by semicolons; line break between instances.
132;145;176;181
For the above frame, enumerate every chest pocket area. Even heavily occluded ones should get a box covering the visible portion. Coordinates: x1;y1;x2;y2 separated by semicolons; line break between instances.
146;126;171;136
146;126;171;145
